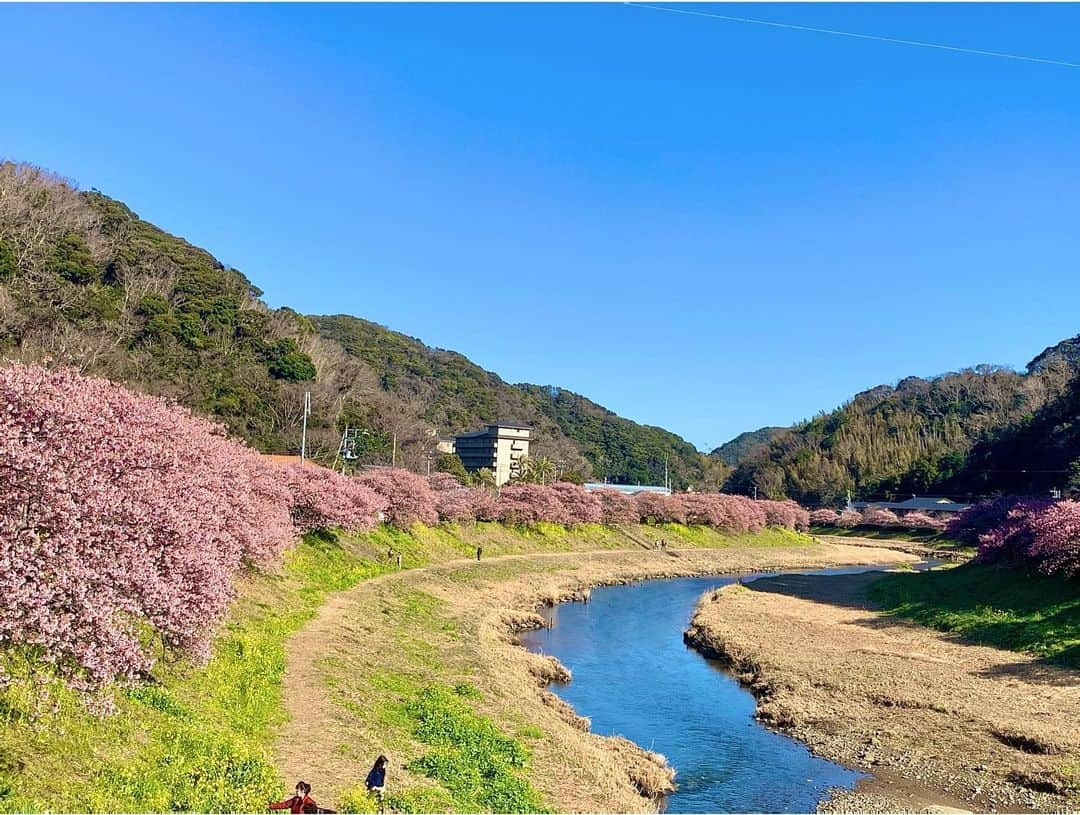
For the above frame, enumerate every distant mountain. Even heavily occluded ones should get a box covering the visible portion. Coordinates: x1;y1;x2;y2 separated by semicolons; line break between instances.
724;346;1080;506
0;161;719;488
710;427;786;466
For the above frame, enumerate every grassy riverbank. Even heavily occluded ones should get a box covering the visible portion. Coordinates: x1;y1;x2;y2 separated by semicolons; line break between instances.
0;521;811;812
275;539;914;813
685;569;1080;812
868;563;1080;668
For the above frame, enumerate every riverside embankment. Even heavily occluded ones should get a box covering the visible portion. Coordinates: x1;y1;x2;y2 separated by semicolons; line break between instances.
275;532;916;812
684;570;1080;814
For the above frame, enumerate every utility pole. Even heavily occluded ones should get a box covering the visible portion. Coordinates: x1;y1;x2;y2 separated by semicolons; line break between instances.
300;391;311;464
664;456;670;492
391;432;397;467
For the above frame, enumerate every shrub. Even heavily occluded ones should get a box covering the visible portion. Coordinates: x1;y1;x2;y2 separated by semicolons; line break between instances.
899;511;945;532
0;237;16;280
282;463;386;534
594;489;639;525
759;499;810;531
0;364;296;689
496;484;567;526
809;508;840;526
265;338;316;382
836;509;862;528
356;468;439;527
433;486;497;524
47;232;99;284
1027;500;1080;578
861;507;901;527
548;482;602;525
947;497;1029;545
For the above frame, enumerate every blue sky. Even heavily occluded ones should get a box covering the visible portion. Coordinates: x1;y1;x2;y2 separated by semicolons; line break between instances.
2;3;1078;450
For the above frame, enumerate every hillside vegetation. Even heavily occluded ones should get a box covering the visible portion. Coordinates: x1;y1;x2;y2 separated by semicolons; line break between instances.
312;315;722;488
725;345;1080;505
0;162;715;486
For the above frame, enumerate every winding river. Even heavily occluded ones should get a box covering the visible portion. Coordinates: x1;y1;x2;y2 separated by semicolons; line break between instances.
520;566;904;813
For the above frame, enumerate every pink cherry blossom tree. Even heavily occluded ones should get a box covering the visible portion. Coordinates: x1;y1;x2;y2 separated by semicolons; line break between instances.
356;467;439;527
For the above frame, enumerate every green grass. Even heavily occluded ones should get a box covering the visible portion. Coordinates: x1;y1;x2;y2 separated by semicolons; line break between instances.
655;523;815;548
868;563;1080;667
0;520;815;812
0;530;395;812
394;685;546;814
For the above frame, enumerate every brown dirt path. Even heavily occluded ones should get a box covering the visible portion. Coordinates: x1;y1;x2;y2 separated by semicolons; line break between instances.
274;542;918;811
685;572;1080;814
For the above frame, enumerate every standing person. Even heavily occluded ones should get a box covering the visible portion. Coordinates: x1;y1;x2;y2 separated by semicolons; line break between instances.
366;755;389;811
396;552;403;570
476;544;483;561
270;781;324;814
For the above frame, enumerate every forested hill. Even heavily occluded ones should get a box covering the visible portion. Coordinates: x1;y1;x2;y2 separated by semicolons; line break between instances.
726;341;1080;506
311;314;724;488
0;162;716;487
710;427;786;466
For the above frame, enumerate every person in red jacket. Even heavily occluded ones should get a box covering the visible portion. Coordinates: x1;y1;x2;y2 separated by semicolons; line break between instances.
270;781;328;814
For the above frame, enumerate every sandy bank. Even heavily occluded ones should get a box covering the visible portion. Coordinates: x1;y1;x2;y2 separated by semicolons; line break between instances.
276;540;917;812
684;571;1080;814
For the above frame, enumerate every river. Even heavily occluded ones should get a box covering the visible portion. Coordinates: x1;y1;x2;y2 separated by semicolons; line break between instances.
519;565;908;813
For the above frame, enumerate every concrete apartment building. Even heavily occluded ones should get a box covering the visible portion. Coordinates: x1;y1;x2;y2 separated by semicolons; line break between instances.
454;423;532;485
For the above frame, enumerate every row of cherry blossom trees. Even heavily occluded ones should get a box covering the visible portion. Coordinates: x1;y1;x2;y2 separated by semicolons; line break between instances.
425;476;810;532
946;497;1080;578
0;364;813;692
0;365;386;691
808;507;947;532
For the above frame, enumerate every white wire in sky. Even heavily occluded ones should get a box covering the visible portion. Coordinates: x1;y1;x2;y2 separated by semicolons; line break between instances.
626;3;1080;70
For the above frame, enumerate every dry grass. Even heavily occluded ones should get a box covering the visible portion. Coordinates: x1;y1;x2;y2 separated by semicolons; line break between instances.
685;573;1080;813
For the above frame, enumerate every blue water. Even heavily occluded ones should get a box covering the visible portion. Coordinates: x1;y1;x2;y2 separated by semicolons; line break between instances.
519;567;891;813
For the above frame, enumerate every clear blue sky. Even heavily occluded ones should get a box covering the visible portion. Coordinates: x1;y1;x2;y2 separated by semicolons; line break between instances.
2;3;1078;450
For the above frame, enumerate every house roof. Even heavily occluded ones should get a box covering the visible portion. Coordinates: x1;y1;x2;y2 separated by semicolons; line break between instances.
583;483;671;496
852;496;970;513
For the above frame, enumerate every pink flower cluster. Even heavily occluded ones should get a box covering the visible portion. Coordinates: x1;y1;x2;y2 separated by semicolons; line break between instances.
0;364;383;691
948;497;1079;577
810;507;945;532
283;463;387;534
638;493;809;533
424;479;811;533
356;467;439;527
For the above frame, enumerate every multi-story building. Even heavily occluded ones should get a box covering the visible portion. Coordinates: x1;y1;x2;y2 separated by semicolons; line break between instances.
454;423;532;485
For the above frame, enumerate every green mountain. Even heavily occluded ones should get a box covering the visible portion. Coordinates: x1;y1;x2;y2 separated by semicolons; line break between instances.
710;427;786;467
0;161;716;487
310;314;724;488
725;343;1080;505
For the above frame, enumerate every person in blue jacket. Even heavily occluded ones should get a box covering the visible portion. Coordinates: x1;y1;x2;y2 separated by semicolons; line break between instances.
366;755;388;810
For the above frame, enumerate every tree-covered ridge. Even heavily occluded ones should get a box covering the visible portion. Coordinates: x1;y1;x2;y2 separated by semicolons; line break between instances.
311;313;723;488
0;163;361;455
710;426;786;466
0;162;717;483
517;384;726;489
727;355;1079;505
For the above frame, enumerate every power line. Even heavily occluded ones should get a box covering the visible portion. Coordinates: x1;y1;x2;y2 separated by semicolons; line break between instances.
625;3;1080;70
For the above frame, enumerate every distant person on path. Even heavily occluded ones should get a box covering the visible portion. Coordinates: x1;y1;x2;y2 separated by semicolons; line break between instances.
476;545;483;561
270;781;335;814
366;755;389;810
396;552;403;570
